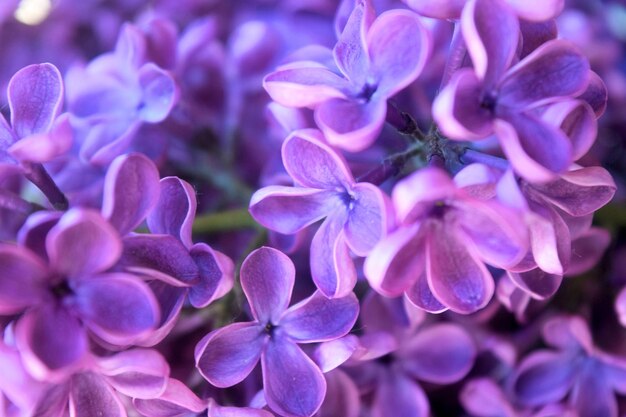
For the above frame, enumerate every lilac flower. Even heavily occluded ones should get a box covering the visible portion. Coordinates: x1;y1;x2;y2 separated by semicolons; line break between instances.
264;0;430;151
364;166;528;314
66;23;178;165
403;0;564;21
0;208;160;381
344;293;476;417
511;316;626;417
195;247;359;417
433;0;590;182
250;129;390;298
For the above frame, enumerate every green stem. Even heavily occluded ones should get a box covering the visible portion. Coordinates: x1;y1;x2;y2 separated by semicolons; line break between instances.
192;207;261;234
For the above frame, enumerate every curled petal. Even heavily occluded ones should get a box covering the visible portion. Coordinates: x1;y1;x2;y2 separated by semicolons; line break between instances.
364;223;426;297
541;100;597;161
99;349;169;399
133;378;206;417
8;63;63;138
400;323;476;384
512;350;577;407
405;270;448;313
310;214;356;298
249;186;340;234
462;0;519;85
69;373;126;417
138;63;179;123
282;129;354;189
402;0;465;19
566;227;610;276
343;183;388;256
281;290;359;343
195;322;265;388
0;244;48;314
74;273;160;346
519;19;558;58
147;177;197;248
188;244;234;308
507;0;564;21
15;305;88;381
367;10;430;97
241;247;295;322
315;98;386;152
263;65;349;108
313;335;359;372
578;71;607;117
499;40;590;110
433;69;493;140
507;268;562;299
102;153;161;236
262;338;326;417
495;112;572;183
333;0;373;83
46;209;122;278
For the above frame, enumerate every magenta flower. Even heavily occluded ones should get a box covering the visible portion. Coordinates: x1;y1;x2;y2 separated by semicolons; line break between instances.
264;0;430;151
249;129;390;298
0;209;160;381
195;247;359;417
511;316;626;417
433;0;590;182
364;166;528;314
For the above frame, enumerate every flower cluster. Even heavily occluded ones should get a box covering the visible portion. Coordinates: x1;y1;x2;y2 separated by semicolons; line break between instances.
0;0;625;416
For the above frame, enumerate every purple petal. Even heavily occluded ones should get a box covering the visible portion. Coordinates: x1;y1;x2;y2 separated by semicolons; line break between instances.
282;129;354;189
570;365;617;417
367;10;430;97
541;100;597;161
433;69;494;140
262;338;326;417
188;243;234;308
461;378;515;417
207;399;274;417
494;112;572;182
15;305;88;381
462;0;519;85
263;65;349;108
99;349;169;399
310;214;357;298
507;0;564;21
318;369;360;417
512;350;577;407
403;0;466;19
371;371;430;417
526;201;570;275
241;247;295;323
333;0;374;83
364;223;426;297
499;40;590;109
507;268;562;299
46;209;122;278
578;71;607;117
313;335;359;372
405;270;448;313
426;221;494;314
16;210;62;261
519;19;558;58
133;378;207;417
315;98;386;152
249;186;340;234
8;113;72;163
532;166;616;217
454;200;528;268
74;273;160;346
8;63;63;138
102;153;161;236
195;322;265;387
566;227;610;276
400;323;476;384
138;63;179;123
146;177;196;248
281;290;358;343
0;244;48;314
69;373;125;417
343;183;388;256
541;316;592;352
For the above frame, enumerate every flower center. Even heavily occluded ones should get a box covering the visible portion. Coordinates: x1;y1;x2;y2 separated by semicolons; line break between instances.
50;279;73;299
264;322;277;337
479;90;498;113
356;82;377;102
